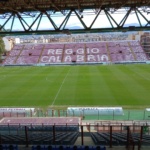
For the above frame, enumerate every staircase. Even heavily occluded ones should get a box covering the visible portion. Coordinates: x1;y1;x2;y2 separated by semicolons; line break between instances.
38;45;45;63
84;43;87;62
14;45;25;64
106;42;111;62
128;41;137;61
61;44;65;63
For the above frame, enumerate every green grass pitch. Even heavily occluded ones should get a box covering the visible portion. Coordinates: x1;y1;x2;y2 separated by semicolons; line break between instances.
0;64;150;109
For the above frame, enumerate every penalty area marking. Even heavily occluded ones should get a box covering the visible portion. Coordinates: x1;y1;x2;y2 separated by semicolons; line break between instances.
51;68;70;107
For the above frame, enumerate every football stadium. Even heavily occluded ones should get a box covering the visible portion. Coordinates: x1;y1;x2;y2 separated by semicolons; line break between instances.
0;0;150;150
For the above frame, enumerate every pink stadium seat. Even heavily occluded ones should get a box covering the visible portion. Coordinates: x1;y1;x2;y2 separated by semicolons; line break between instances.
0;117;79;125
3;56;17;65
44;44;64;49
32;44;44;50
20;49;42;56
12;44;24;50
110;54;121;62
23;44;34;50
65;43;76;49
115;41;129;47
74;43;85;48
40;55;63;63
124;53;135;61
3;40;148;65
87;54;108;62
9;50;21;56
129;40;140;46
135;53;148;61
42;49;63;56
16;56;39;64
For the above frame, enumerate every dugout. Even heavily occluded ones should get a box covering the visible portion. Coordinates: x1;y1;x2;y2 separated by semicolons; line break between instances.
67;107;124;116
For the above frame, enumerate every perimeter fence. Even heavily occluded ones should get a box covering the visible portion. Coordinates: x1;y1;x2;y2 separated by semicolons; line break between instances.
1;109;150;121
43;109;150;121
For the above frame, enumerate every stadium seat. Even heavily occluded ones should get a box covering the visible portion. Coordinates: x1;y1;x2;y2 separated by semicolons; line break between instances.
3;41;148;65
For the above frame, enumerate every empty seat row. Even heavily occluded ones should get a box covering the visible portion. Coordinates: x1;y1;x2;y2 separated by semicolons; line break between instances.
0;144;18;150
28;126;79;132
0;132;79;145
91;132;150;146
32;145;106;150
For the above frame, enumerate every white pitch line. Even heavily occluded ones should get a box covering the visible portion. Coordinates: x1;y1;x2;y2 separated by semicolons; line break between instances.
51;68;70;106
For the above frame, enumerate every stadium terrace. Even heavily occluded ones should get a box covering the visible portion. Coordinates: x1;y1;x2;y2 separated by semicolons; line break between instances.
3;40;148;65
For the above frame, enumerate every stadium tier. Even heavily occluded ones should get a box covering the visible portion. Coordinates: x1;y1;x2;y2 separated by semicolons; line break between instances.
0;117;80;126
90;132;150;146
0;117;149;149
3;41;148;65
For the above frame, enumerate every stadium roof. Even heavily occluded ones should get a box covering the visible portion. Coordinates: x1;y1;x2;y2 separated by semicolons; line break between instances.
0;0;149;12
0;0;149;35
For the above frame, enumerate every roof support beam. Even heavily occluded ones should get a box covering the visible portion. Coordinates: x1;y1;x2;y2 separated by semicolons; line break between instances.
89;9;102;29
0;13;13;31
10;13;15;31
0;26;150;36
119;7;132;27
134;8;142;27
104;9;119;28
135;7;150;27
59;10;72;30
73;10;88;29
0;6;149;35
44;11;58;30
27;13;42;31
16;14;27;31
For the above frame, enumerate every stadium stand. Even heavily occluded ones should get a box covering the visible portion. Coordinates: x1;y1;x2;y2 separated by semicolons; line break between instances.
31;145;106;150
0;117;149;149
0;144;18;150
91;132;150;146
3;40;148;65
0;131;79;145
